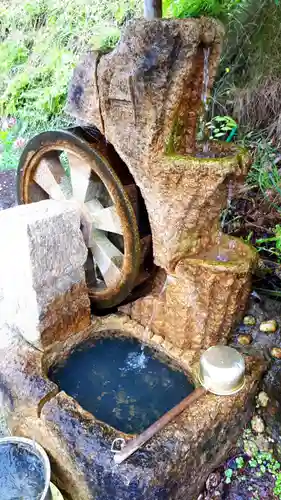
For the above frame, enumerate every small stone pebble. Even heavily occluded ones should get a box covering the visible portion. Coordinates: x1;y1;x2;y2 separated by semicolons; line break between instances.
259;319;278;333
243;315;256;326
243;437;258;457
255;434;271;452
257;391;269;408
238;334;252;345
271;347;281;359
251;415;265;434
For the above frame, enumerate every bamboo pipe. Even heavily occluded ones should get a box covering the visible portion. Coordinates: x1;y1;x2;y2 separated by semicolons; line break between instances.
114;386;206;464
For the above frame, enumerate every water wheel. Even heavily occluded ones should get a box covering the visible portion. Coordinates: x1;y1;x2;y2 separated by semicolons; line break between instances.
17;128;153;310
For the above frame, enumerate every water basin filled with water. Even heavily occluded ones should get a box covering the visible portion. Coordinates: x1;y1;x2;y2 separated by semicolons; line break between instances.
195;142;237;159
0;441;46;499
49;336;194;434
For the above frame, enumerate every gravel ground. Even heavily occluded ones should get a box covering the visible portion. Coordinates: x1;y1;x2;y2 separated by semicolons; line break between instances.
0;169;17;212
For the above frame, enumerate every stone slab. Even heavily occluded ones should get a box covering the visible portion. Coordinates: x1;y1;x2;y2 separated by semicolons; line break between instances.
0;200;91;349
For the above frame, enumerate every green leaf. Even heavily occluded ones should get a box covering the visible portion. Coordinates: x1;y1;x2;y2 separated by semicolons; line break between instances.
214;116;227;122
249;459;258;468
235;457;245;469
225;469;233;479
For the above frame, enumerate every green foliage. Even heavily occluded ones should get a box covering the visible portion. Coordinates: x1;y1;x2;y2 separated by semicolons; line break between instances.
206;115;237;140
224;451;281;498
213;0;281;143
256;225;281;262
224;468;233;484
163;0;243;20
0;121;25;170
0;0;142;169
275;474;281;497
246;135;281;212
0;0;141;134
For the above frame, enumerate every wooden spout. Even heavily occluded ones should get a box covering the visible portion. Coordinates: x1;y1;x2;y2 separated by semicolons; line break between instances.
114;386;206;464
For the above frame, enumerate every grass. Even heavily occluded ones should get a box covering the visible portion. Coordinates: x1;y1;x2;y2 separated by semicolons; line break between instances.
163;0;244;20
213;0;281;144
0;0;143;169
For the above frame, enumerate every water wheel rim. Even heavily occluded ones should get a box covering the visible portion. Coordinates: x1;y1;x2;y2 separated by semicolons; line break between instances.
17;130;141;309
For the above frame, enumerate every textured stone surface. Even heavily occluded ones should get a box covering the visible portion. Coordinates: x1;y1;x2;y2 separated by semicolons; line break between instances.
68;18;224;158
0;200;90;349
67;17;256;352
67;52;104;132
0;317;265;500
67;17;235;270
121;236;257;350
0;324;57;413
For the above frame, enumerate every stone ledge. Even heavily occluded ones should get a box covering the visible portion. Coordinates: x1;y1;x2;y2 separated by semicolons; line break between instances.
0;200;91;349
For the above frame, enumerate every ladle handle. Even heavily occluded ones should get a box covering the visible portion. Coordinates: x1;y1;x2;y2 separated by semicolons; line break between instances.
114;386;206;465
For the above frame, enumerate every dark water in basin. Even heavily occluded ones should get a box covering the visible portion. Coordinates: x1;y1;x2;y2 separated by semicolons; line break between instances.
0;442;45;499
49;337;194;434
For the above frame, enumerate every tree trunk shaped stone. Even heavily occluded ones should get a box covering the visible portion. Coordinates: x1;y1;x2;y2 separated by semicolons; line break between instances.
68;17;257;348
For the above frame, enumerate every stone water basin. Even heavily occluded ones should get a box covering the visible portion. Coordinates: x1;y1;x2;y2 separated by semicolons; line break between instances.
190;234;257;268
49;336;194;435
1;315;265;500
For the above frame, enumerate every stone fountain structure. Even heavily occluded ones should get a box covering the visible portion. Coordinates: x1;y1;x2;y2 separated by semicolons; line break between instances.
68;17;257;351
0;16;266;500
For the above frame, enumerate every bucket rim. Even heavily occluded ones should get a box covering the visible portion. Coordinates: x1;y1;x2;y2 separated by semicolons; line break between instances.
0;436;51;500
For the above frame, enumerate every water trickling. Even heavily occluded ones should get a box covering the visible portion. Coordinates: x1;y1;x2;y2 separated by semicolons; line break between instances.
142;275;170;344
49;336;194;434
0;442;45;500
216;180;233;262
200;47;211;153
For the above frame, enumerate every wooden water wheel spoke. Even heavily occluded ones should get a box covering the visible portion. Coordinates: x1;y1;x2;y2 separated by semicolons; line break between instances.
34;155;71;200
67;151;92;203
90;229;123;287
85;199;123;235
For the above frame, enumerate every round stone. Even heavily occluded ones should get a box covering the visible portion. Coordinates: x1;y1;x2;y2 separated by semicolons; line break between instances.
271;347;281;359
260;320;278;333
257;391;269;408
251;415;265;434
238;334;252;345
243;315;256;326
